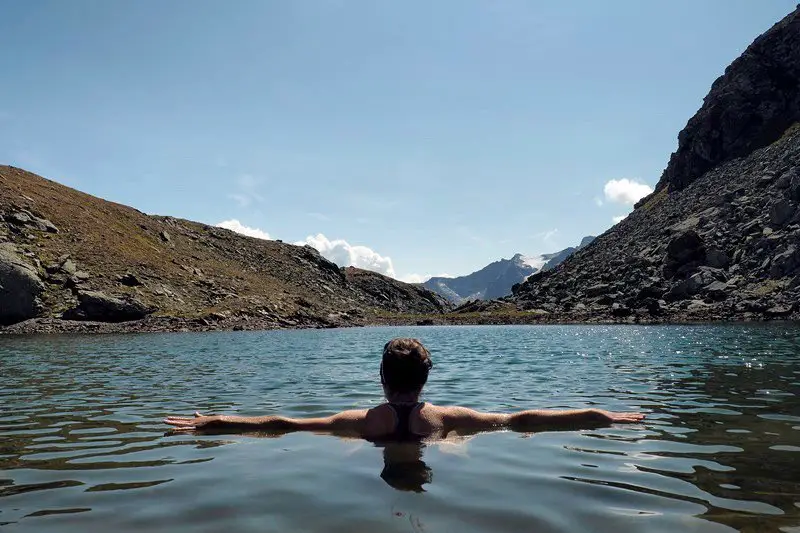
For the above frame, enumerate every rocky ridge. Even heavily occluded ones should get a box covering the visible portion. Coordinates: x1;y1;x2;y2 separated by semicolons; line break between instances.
0;166;448;333
656;6;800;193
505;7;800;324
508;125;800;322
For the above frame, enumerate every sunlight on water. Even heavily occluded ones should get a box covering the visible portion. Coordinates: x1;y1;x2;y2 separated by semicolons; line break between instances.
1;325;799;532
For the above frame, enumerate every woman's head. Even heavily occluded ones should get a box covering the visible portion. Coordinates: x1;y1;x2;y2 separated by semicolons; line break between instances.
381;338;432;399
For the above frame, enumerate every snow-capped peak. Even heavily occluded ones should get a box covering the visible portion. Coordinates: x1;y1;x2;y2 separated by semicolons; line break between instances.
518;254;547;271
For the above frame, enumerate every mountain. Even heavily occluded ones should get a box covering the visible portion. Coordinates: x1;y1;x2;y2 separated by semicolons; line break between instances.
509;7;800;322
0;166;448;332
424;237;595;304
424;253;535;304
539;236;596;272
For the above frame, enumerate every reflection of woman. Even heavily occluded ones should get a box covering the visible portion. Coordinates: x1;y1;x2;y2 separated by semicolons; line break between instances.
166;338;644;437
378;441;432;493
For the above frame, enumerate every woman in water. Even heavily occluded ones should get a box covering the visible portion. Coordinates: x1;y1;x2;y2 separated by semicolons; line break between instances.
164;338;645;438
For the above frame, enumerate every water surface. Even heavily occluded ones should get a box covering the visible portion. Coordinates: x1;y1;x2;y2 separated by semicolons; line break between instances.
1;325;799;532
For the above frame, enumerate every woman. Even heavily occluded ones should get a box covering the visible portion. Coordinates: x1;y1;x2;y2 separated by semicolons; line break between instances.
164;338;645;437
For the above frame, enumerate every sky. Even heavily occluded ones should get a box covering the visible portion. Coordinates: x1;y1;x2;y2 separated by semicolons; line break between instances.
1;1;797;282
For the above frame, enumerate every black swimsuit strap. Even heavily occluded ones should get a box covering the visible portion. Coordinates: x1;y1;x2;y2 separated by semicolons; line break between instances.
388;402;421;440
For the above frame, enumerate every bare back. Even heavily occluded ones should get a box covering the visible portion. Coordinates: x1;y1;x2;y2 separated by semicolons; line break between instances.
363;403;507;439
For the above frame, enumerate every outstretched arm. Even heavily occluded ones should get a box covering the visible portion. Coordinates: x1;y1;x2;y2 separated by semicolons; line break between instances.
164;409;369;434
443;407;644;432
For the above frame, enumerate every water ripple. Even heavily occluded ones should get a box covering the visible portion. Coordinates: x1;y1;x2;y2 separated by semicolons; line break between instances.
1;324;799;532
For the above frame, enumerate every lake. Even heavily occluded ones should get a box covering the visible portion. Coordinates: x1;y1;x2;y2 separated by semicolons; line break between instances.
1;325;799;533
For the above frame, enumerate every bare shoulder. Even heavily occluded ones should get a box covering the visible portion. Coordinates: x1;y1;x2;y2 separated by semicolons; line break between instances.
360;405;394;437
422;404;509;430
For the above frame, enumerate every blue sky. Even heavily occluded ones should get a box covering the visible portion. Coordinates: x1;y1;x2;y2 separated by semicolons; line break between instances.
1;1;796;281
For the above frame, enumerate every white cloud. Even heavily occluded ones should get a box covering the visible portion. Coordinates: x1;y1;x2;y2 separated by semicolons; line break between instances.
217;222;411;280
612;214;628;224
594;197;604;207
216;219;271;240
399;273;453;284
296;233;396;277
603;178;653;205
308;212;330;221
400;274;431;284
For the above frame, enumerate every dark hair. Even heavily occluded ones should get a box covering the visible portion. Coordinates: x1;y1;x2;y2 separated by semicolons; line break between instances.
380;338;432;394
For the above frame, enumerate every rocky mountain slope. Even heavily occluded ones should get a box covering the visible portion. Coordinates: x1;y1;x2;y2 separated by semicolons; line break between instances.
656;6;800;193
509;7;800;323
425;237;595;303
0;166;448;332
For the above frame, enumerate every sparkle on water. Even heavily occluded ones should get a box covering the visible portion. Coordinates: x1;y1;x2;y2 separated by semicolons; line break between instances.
1;325;799;533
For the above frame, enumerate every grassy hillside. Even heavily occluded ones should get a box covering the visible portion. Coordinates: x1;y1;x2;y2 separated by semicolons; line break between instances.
0;166;447;332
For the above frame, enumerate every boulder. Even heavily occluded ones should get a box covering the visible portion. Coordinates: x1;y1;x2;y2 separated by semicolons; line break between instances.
61;258;77;276
640;298;663;316
705;280;731;301
64;290;154;322
7;212;31;225
0;245;45;325
688;269;718;291
118;272;143;287
669;216;701;233
637;282;665;300
706;247;730;269
665;268;717;301
585;283;611;297
770;199;795;226
5;210;58;233
770;246;800;278
611;303;631;317
663;230;706;278
686;300;711;313
790;174;800;202
33;217;59;233
776;167;796;188
765;304;794;317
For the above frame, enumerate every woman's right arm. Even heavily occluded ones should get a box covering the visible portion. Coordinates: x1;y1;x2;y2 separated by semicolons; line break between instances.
164;409;369;433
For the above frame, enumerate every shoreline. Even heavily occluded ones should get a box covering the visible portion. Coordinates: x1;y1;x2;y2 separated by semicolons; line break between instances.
2;311;798;335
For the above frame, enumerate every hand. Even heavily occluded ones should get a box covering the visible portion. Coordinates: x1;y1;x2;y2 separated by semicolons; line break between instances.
592;410;645;423
163;411;223;430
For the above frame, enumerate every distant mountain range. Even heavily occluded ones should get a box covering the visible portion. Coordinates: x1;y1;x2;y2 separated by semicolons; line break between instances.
424;236;595;304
